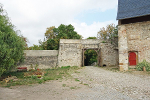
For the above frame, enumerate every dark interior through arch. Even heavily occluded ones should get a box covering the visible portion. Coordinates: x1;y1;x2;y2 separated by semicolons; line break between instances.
84;49;98;66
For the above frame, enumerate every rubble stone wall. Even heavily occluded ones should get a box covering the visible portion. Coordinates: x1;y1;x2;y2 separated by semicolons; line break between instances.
20;39;119;69
118;21;150;71
100;43;119;67
58;39;82;67
19;50;58;69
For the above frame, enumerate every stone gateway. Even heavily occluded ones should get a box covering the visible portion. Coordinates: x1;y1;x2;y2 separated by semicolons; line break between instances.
20;39;118;69
58;39;118;67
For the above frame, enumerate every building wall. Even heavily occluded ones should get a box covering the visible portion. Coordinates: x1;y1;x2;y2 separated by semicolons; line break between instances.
118;21;150;71
19;50;58;69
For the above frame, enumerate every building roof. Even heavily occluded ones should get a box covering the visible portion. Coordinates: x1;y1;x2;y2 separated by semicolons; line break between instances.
117;0;150;20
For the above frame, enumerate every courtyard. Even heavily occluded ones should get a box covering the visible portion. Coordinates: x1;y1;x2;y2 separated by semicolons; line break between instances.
1;66;150;100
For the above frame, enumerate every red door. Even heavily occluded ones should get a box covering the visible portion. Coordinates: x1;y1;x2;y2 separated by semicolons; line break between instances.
129;52;136;65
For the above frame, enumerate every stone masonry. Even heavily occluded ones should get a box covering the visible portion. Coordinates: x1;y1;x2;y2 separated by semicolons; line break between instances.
19;50;58;69
118;21;150;71
20;39;119;69
58;39;118;67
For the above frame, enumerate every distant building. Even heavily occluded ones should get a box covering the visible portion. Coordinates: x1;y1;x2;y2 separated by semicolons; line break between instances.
117;0;150;71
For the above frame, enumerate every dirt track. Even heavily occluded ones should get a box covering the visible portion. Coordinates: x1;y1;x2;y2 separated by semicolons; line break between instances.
1;66;150;100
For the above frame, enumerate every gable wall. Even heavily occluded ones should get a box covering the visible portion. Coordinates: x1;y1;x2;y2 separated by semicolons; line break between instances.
118;21;150;71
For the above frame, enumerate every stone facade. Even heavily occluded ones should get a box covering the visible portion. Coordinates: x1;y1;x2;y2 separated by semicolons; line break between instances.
19;50;58;69
118;21;150;71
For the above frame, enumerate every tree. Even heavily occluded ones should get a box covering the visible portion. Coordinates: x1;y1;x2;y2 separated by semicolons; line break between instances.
47;38;59;50
53;24;82;39
87;37;97;39
26;44;43;50
44;26;55;40
0;4;26;76
44;24;82;50
97;23;118;45
84;49;98;66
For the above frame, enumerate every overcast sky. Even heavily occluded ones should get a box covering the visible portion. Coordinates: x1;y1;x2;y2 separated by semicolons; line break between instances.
1;0;118;47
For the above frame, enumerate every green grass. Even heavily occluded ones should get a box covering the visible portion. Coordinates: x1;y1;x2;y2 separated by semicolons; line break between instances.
83;83;88;86
70;87;76;89
0;66;80;87
74;71;80;73
62;84;66;87
75;78;80;81
70;86;80;89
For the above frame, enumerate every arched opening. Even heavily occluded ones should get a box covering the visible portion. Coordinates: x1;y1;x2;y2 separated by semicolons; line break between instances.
83;49;98;66
129;52;137;66
103;64;106;67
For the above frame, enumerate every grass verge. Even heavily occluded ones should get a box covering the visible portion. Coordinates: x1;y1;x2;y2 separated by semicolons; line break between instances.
0;66;80;87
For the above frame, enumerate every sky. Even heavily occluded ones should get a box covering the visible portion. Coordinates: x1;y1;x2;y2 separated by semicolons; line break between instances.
1;0;118;47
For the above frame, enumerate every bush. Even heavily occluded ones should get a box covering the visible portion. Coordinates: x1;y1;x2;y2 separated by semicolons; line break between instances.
0;4;25;77
136;60;150;71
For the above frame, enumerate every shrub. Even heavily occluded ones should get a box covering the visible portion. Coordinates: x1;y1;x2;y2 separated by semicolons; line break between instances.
136;60;150;71
0;4;25;77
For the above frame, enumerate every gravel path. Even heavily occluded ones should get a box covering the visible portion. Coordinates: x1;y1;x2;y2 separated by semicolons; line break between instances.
0;66;150;100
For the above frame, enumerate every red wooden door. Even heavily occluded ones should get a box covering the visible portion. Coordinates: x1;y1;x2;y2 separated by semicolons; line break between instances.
129;52;136;65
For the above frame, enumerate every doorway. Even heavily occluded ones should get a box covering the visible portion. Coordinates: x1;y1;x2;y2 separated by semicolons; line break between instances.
129;52;137;66
82;48;100;66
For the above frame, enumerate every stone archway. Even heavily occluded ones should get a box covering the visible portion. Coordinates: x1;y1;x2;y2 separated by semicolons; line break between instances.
58;39;118;67
82;48;101;66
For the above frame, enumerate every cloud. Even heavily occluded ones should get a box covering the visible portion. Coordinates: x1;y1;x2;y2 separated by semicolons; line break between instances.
71;20;117;39
1;0;118;46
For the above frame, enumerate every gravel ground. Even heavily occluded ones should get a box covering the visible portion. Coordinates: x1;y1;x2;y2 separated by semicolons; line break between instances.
0;66;150;100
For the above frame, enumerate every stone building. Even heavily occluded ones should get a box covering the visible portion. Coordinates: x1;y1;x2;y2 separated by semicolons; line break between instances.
117;0;150;71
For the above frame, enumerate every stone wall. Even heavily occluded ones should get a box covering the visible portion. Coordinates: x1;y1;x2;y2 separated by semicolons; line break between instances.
118;21;150;71
19;50;58;69
58;39;119;67
58;39;82;67
19;39;119;69
100;43;119;67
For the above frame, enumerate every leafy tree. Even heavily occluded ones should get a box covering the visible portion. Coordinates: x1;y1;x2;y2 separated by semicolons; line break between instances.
47;39;59;50
0;4;25;76
45;26;56;39
26;44;43;50
87;37;97;39
53;24;82;39
45;24;82;50
84;49;98;66
97;23;118;45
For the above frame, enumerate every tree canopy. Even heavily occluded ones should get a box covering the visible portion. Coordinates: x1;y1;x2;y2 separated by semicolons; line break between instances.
97;23;118;45
0;4;26;76
38;24;82;50
87;37;97;39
